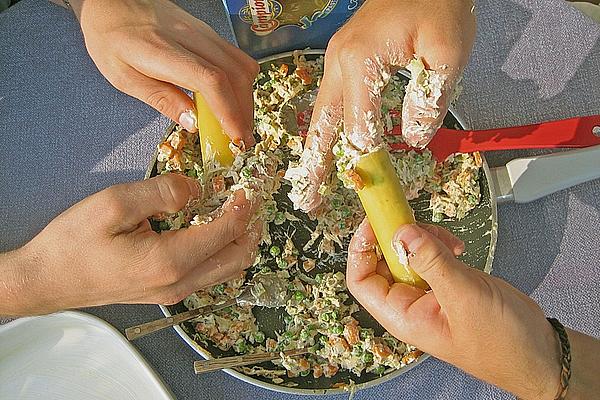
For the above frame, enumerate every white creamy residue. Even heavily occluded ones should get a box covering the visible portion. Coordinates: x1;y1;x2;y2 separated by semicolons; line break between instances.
286;105;342;212
402;58;452;148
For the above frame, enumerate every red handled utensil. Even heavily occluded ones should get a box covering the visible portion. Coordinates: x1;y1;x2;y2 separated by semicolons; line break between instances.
388;115;600;161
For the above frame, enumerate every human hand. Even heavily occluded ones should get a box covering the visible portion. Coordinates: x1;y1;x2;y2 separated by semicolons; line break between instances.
292;0;476;211
69;0;258;145
2;174;260;316
347;220;562;400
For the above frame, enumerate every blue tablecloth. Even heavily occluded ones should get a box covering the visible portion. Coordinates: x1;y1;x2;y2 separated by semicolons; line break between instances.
1;0;599;399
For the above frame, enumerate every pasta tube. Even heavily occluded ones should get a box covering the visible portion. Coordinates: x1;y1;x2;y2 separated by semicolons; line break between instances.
354;148;428;289
194;92;234;167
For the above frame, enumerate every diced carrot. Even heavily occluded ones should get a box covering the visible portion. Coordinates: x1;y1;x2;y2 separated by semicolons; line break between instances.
323;364;339;378
372;342;392;359
279;63;289;75
344;323;360;346
329;336;350;352
401;350;424;364
303;259;316;273
297;358;310;371
295;68;312;85
313;364;323;379
345;169;365;190
266;338;277;352
159;142;176;157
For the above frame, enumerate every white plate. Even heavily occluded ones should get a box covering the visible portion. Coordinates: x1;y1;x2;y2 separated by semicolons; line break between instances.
0;311;174;400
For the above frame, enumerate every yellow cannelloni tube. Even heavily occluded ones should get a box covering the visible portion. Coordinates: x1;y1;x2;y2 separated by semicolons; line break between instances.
193;92;234;167
354;148;428;289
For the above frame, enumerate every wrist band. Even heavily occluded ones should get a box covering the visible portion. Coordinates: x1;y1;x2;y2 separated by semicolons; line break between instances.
547;317;571;400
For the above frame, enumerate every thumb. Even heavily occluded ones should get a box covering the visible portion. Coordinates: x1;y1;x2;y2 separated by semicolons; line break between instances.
100;174;201;233
392;224;471;301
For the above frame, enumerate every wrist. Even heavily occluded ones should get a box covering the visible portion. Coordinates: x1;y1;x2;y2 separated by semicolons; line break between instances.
0;244;47;316
527;319;564;400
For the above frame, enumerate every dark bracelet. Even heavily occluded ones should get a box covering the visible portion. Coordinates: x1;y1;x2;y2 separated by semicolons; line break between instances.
547;317;571;400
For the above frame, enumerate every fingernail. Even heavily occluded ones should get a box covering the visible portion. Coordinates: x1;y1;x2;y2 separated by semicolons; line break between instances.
232;137;247;152
179;110;197;132
393;224;424;254
454;241;466;256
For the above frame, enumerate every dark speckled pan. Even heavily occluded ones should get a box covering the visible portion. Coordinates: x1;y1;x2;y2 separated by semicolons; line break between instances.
144;50;497;396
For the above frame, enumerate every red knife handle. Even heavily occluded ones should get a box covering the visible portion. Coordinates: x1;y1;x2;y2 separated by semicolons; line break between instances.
389;115;600;161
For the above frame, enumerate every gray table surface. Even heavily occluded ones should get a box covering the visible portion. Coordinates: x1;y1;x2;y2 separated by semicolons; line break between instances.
1;0;599;399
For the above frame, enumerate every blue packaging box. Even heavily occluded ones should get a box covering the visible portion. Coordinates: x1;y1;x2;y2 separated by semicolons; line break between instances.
222;0;364;59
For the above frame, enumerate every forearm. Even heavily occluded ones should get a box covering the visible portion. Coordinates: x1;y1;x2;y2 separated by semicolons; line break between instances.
565;328;600;399
0;246;46;316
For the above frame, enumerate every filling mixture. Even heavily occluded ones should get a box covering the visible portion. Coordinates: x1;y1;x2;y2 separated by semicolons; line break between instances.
153;52;481;385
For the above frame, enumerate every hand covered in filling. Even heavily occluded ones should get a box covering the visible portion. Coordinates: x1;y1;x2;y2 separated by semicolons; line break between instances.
0;174;261;316
347;221;571;400
291;0;476;212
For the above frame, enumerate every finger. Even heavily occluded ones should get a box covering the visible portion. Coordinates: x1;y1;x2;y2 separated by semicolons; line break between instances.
385;285;446;338
289;53;343;212
347;218;379;283
338;41;405;153
178;33;258;145
161;190;258;270
417;223;465;256
376;259;394;286
111;64;197;132
124;41;251;145
167;219;262;299
401;37;470;148
98;174;200;233
347;219;395;314
347;219;444;341
392;224;472;305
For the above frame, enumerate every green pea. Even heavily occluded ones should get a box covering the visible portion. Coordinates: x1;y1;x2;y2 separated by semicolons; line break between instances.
373;365;386;376
274;211;286;225
241;167;252;179
318;335;328;347
332;324;343;335
253;331;266;343
282;331;294;340
315;274;324;284
320;313;330;322
300;370;310;377
362;352;374;363
294;290;305;301
234;340;248;354
269;245;281;257
213;284;225;294
300;329;311;341
360;328;373;340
